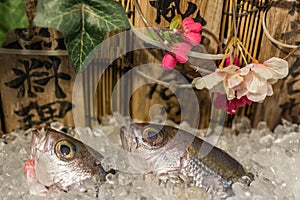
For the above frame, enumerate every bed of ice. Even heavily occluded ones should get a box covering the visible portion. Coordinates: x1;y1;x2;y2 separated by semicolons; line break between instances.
0;116;299;200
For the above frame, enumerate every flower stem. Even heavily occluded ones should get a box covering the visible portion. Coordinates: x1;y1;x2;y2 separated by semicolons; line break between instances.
236;39;256;62
237;43;248;65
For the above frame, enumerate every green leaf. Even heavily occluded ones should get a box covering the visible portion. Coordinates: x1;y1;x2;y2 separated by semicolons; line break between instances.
34;0;130;72
0;0;29;45
169;14;182;29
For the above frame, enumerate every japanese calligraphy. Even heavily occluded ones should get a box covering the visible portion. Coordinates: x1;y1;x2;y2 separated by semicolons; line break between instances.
5;56;71;98
4;28;66;50
4;58;48;98
14;101;73;130
280;58;300;123
280;98;300;123
272;1;300;44
149;0;206;25
287;58;300;95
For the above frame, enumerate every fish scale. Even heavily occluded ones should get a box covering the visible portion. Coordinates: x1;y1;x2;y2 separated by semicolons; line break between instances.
182;156;231;188
163;125;253;185
188;135;253;185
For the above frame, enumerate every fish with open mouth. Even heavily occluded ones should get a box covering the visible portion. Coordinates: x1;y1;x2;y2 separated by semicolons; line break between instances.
120;123;254;193
24;128;114;196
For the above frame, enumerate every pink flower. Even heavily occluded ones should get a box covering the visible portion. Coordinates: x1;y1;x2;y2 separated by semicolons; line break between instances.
181;17;202;46
161;43;190;70
226;96;252;114
182;17;202;32
172;42;190;63
225;54;239;67
184;32;202;46
162;53;177;70
213;93;227;110
213;93;252;114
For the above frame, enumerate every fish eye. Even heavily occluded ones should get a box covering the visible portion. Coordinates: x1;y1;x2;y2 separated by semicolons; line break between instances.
55;140;77;161
142;127;164;147
60;144;71;156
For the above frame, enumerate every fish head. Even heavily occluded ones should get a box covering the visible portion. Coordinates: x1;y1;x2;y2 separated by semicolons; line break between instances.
120;123;183;152
25;128;107;194
120;123;193;173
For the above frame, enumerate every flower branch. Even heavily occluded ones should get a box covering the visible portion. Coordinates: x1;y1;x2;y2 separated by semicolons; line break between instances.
192;37;289;114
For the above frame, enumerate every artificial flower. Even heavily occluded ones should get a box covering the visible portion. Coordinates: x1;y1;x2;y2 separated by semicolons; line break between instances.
225;54;240;67
213;93;252;114
226;96;252;114
172;42;190;63
193;65;243;100
182;17;202;32
161;43;191;70
193;57;288;108
184;32;202;46
239;57;288;102
162;53;177;70
214;92;252;114
181;17;202;46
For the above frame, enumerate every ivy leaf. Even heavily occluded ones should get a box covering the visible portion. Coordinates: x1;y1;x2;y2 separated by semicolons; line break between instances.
0;0;29;45
34;0;130;72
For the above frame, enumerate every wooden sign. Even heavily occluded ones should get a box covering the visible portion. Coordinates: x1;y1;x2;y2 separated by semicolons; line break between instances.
0;28;75;132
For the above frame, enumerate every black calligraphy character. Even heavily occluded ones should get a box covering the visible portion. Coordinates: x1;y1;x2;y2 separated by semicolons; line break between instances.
287;58;300;95
276;1;300;44
150;0;178;24
14;101;73;130
150;0;206;25
280;98;300;123
159;88;176;100
5;59;49;97
34;56;71;98
288;1;300;16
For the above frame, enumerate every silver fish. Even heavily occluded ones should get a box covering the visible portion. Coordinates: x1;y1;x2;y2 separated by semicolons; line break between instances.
120;123;254;190
24;128;113;196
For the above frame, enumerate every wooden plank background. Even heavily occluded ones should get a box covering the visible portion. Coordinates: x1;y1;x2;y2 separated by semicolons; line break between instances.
252;1;300;129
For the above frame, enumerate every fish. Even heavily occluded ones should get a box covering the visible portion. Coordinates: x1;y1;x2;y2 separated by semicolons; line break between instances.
24;128;114;196
120;123;254;191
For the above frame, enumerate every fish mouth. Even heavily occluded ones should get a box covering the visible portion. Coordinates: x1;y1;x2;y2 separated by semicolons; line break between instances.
30;129;54;159
30;130;43;159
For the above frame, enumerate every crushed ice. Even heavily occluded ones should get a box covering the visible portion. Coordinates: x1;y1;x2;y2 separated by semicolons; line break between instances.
0;117;299;199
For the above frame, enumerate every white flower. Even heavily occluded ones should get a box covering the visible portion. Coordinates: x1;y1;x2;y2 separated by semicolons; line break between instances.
193;57;289;103
239;57;288;102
